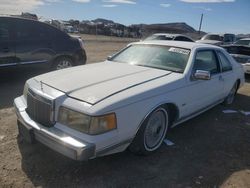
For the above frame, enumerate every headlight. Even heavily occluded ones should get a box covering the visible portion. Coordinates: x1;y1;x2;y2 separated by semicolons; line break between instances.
58;107;117;135
23;82;29;100
89;113;116;135
58;107;91;133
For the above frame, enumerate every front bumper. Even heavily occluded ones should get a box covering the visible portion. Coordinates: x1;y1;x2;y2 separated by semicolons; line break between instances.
14;96;95;161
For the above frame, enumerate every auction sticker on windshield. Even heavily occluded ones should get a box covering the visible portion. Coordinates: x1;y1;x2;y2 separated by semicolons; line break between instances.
169;47;190;55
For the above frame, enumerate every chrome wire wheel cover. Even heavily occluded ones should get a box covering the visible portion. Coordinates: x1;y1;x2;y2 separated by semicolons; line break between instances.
227;83;237;104
144;108;168;151
56;59;72;70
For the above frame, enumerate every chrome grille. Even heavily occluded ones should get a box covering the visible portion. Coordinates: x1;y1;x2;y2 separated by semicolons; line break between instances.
26;89;55;127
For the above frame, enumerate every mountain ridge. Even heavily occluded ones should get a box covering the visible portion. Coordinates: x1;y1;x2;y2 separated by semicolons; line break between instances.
91;18;198;34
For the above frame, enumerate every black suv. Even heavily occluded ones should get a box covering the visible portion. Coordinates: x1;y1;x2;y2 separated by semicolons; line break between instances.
0;16;86;70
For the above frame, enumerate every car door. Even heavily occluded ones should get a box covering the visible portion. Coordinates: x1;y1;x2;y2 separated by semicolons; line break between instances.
15;19;54;65
182;49;224;117
0;18;17;67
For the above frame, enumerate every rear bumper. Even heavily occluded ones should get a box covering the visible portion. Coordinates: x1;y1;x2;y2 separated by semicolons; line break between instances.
14;96;95;161
243;63;250;74
74;49;87;65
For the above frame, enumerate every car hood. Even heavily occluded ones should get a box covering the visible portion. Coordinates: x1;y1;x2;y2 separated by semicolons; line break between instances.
222;44;250;56
196;40;222;45
34;62;171;105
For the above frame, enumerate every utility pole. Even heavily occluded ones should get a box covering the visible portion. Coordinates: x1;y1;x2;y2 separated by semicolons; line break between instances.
95;24;98;36
198;13;203;35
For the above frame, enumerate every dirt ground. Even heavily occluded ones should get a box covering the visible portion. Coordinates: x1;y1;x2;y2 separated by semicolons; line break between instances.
0;35;250;188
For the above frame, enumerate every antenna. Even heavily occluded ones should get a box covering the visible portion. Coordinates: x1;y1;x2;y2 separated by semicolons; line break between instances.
198;13;203;35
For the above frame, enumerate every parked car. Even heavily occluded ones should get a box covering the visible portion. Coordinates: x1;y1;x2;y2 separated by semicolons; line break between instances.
144;33;194;42
14;41;245;161
196;33;236;46
0;16;86;70
222;38;250;74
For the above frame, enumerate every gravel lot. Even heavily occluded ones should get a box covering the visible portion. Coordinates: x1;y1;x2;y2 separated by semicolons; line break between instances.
0;35;250;188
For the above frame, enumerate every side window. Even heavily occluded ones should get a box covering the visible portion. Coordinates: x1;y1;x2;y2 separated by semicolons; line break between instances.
224;35;231;43
36;23;49;39
183;37;193;42
217;51;232;72
16;20;49;40
193;50;220;74
224;34;235;43
174;36;182;41
175;36;193;42
16;20;33;40
0;22;10;41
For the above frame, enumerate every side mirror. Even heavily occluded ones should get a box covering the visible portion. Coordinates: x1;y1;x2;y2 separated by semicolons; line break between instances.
193;70;211;80
107;55;112;61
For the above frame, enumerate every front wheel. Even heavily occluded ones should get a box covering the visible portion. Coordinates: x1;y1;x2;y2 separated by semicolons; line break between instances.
129;107;169;155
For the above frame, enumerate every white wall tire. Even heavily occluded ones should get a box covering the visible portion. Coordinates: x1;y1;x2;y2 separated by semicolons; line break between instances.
129;107;169;155
224;82;238;105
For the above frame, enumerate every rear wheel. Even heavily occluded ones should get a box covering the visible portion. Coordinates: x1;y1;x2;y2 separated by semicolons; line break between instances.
52;57;74;70
224;82;238;105
129;107;169;155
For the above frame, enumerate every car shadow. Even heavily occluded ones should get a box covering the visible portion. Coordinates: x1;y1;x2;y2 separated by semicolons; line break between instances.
17;93;250;187
0;66;49;109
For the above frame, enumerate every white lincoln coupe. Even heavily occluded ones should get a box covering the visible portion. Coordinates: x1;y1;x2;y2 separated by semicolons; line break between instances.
14;41;245;161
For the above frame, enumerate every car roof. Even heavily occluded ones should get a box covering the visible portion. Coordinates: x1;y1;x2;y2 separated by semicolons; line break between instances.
204;33;235;36
152;33;187;37
0;15;39;22
0;15;69;36
132;40;222;50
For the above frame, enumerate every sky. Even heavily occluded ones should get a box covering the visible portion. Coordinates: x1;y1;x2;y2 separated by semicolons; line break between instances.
0;0;250;34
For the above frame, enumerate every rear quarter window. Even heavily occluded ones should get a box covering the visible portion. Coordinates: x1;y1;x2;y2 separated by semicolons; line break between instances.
47;25;69;40
217;51;233;72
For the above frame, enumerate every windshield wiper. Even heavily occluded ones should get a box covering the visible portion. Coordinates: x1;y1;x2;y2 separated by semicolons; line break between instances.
136;64;183;73
167;69;183;73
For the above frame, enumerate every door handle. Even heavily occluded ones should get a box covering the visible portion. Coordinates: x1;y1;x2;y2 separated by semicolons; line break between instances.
219;75;224;81
3;47;9;53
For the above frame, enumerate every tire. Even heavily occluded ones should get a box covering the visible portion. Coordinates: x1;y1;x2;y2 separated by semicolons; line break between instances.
82;49;87;65
223;82;238;105
52;57;74;70
129;107;169;155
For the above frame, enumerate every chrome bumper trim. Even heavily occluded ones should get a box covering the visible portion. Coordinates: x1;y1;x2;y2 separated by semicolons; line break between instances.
14;96;95;161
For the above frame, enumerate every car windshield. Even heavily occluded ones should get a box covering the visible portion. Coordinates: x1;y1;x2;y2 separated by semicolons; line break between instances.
202;34;222;41
110;44;190;73
235;40;250;46
145;35;174;41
